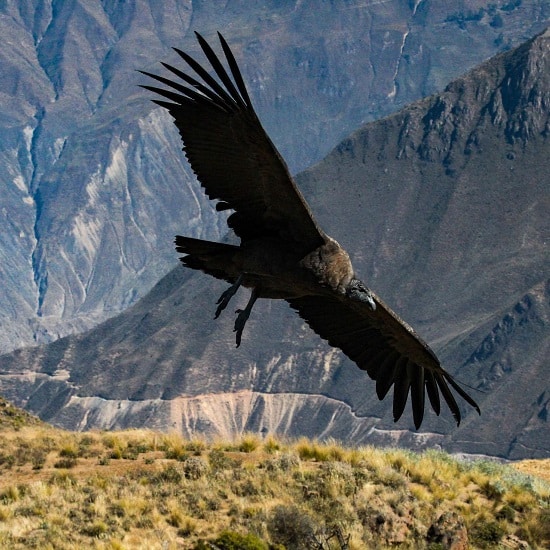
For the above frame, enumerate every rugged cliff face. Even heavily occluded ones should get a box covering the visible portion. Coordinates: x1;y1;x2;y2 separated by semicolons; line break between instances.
1;0;548;353
1;29;548;459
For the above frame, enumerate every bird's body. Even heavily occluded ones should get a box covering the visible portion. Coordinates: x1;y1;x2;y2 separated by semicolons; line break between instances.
179;235;354;298
141;32;480;429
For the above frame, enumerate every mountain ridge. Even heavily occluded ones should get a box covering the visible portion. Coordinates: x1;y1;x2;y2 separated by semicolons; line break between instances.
1;0;549;353
1;27;548;458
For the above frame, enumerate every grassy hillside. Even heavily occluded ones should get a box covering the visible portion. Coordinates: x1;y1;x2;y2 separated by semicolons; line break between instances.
0;397;45;431
0;418;548;549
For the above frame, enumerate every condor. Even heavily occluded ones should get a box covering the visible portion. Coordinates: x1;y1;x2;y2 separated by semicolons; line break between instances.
140;32;480;429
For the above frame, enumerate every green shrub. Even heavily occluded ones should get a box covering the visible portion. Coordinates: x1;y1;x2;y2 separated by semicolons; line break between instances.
109;447;124;459
470;520;505;548
268;504;319;549
164;447;188;461
154;465;182;483
0;486;19;504
54;457;77;469
195;530;268;550
31;449;47;470
183;456;208;479
0;453;16;469
59;445;79;459
209;448;239;471
81;520;108;538
239;434;261;453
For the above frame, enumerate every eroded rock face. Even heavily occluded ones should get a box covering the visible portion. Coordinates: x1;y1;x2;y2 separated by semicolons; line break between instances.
499;534;531;549
427;512;468;550
0;26;548;458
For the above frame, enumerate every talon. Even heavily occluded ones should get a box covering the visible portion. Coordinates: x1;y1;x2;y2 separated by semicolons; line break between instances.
233;308;251;347
214;274;243;318
232;288;258;347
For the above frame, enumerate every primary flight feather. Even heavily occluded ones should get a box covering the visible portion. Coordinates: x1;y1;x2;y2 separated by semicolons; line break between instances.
140;31;480;429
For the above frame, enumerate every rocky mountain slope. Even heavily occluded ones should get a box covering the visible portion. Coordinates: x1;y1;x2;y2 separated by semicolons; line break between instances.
1;0;549;353
1;28;548;459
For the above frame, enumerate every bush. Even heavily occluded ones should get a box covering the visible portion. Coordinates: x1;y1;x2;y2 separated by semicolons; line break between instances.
48;471;76;486
31;449;47;470
480;480;505;501
185;438;207;455
265;452;300;472
82;520;108;538
0;453;16;469
164;447;188;461
268;505;319;549
239;434;261;453
470;520;505;548
209;448;240;471
183;456;208;480
176;516;197;537
109;447;124;460
59;444;79;458
54;457;78;469
153;465;182;484
0;486;19;504
263;435;280;453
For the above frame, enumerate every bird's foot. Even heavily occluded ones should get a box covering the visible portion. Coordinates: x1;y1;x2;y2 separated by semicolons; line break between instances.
214;275;243;319
233;308;251;348
232;288;259;347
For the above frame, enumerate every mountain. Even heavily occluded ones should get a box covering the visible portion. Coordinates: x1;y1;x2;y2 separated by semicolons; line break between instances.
1;28;548;459
1;0;549;353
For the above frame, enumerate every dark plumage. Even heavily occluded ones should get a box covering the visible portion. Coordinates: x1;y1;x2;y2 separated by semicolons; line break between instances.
140;32;480;429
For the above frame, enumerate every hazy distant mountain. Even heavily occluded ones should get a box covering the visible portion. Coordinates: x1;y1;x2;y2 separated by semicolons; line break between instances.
1;0;549;353
1;28;548;459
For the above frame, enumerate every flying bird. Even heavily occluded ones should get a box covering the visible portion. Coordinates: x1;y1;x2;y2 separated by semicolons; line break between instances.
140;32;480;429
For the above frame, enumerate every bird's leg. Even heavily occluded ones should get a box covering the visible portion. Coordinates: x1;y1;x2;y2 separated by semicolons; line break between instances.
215;274;243;319
234;288;258;347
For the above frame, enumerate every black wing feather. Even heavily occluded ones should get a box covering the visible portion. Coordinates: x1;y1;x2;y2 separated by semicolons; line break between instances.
392;360;414;424
443;371;481;413
140;85;189;106
425;371;441;415
172;46;238;110
194;31;248;110
410;363;426;429
376;353;402;400
288;292;479;428
435;375;461;425
141;32;325;254
140;73;228;111
217;32;253;108
160;62;233;106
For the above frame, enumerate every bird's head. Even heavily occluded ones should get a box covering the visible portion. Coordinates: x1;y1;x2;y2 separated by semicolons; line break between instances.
346;279;376;311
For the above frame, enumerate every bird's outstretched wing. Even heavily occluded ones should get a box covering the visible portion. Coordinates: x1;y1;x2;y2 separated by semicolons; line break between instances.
287;293;480;428
140;32;325;255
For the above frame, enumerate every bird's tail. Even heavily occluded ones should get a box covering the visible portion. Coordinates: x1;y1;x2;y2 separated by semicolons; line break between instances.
174;235;238;282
